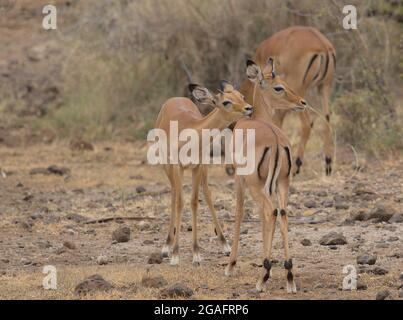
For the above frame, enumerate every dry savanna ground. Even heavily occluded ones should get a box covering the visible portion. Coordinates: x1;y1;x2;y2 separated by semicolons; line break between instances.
0;136;402;300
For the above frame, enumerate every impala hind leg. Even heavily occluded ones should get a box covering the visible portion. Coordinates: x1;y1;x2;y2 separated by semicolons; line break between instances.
161;165;175;257
248;185;277;292
191;166;203;265
170;167;184;266
292;110;313;176
225;175;245;276
201;167;231;254
277;175;297;293
318;83;334;176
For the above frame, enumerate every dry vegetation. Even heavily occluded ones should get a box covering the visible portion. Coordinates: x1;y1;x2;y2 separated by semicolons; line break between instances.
0;0;402;300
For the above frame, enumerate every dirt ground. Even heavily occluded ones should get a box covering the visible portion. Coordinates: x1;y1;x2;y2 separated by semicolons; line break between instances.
0;140;402;300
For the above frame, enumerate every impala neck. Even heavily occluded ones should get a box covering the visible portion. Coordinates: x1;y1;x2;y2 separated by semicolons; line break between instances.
194;107;237;132
240;80;274;123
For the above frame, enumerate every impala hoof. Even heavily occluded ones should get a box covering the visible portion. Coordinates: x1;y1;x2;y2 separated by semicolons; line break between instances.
192;253;202;266
287;281;297;294
161;245;170;258
170;255;179;266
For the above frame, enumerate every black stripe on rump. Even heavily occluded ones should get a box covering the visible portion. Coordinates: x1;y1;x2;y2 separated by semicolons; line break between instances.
269;146;279;195
284;146;292;177
319;53;330;82
258;147;270;180
303;54;318;84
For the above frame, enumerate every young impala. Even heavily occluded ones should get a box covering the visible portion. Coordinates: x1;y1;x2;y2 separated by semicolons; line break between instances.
225;58;307;293
154;82;253;265
240;26;335;176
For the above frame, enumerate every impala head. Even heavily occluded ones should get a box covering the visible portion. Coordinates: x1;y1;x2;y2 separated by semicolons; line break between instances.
246;58;307;111
189;81;253;118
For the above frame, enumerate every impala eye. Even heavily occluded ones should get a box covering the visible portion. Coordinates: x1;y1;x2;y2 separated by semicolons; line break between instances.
223;101;232;107
273;85;285;92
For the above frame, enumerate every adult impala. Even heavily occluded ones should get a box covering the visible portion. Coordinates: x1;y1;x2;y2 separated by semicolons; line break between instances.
241;26;335;175
154;82;252;265
225;58;307;293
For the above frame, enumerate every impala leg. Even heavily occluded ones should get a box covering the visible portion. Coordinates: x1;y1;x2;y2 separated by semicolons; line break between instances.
252;188;276;293
292;110;313;176
201;167;231;255
277;175;297;294
162;165;175;257
191;166;203;265
170;166;184;266
318;83;334;176
225;175;245;276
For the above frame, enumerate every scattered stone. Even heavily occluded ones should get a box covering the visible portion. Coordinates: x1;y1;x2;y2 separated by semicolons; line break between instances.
47;165;70;176
357;254;377;265
376;290;390;300
322;199;334;208
219;210;231;220
96;255;109;265
142;239;154;245
187;225;192;232
112;226;130;243
389;213;403;223
304;200;317;209
141;275;167;288
66;213;87;223
351;211;368;221
335;202;349;210
74;274;113;296
160;282;193;298
388;236;399;242
357;282;367;290
20;258;32;266
147;252;163;264
301;239;312;246
136;186;146;193
370;267;389;275
353;186;376;196
69;137;94;151
319;232;348;246
400;272;403;281
29;168;49;175
63;241;76;250
315;190;328;197
367;205;394;222
137;221;150;231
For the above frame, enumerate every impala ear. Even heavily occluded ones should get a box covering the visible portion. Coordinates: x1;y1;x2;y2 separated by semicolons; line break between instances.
246;59;262;83
220;80;235;93
189;84;215;105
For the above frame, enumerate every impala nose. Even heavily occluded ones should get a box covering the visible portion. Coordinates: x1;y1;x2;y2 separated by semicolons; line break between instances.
300;99;307;106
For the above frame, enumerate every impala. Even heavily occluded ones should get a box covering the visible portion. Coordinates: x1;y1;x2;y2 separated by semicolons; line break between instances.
154;82;253;265
225;58;307;293
241;26;335;176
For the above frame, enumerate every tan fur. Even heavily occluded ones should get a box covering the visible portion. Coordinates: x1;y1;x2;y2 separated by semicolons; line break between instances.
242;26;336;175
225;59;306;294
155;86;252;265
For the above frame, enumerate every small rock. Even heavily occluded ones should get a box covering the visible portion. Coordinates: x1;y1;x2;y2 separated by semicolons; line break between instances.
304;200;317;208
141;275;167;288
335;202;349;210
74;275;113;296
160;282;193;298
388;236;399;242
136;186;146;194
357;254;377;265
368;205;394;222
319;232;348;246
96;255;109;265
376;290;390;300
112;226;130;243
147;252;163;264
301;239;312;246
47;165;70;176
351;211;368;221
322;199;334;208
389;213;403;223
315;190;328;197
63;241;76;250
70;137;94;151
137;221;150;231
187;225;192;232
370;267;389;275
357;282;367;290
143;239;154;245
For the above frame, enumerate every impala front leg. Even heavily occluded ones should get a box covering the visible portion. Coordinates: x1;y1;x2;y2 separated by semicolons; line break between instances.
191;166;203;265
